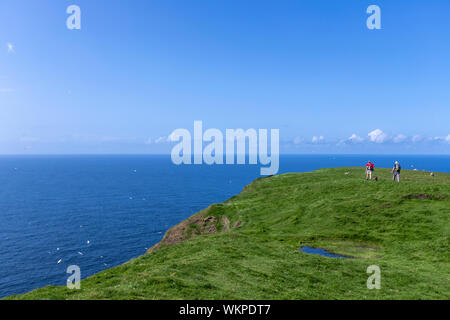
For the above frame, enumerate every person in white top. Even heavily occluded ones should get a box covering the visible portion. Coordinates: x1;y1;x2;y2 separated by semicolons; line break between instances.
392;161;401;182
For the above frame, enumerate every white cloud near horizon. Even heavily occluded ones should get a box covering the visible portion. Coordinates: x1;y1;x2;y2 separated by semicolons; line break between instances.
312;135;325;143
431;135;450;144
412;135;423;143
293;136;303;145
143;131;450;148
393;134;407;143
167;132;178;142
155;136;167;144
348;133;364;143
368;129;388;143
68;134;137;143
19;137;40;143
145;133;179;145
100;136;131;142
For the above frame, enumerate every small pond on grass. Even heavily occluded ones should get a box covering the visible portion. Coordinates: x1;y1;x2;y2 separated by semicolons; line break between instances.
300;246;353;259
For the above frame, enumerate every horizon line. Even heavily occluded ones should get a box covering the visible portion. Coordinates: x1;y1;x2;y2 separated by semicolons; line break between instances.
0;153;449;157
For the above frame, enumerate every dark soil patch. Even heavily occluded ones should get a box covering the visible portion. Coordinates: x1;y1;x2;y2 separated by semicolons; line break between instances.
404;194;448;200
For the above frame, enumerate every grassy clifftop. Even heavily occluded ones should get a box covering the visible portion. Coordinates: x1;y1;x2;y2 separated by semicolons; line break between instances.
9;167;450;299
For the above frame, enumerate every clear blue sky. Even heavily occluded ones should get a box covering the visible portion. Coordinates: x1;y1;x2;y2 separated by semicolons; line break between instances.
1;0;449;154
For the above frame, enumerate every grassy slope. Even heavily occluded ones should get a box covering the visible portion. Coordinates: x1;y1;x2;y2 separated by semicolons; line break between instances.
8;167;450;300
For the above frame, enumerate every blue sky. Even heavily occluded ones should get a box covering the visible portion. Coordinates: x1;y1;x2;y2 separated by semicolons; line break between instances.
0;0;449;154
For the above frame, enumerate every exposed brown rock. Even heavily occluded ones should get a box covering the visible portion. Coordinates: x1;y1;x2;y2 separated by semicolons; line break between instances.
233;221;243;228
147;205;230;254
222;216;230;231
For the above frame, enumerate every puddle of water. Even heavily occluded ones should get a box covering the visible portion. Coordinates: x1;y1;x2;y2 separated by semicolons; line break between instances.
300;246;353;259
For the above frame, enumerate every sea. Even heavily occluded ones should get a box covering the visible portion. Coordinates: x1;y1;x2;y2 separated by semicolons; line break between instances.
0;154;449;298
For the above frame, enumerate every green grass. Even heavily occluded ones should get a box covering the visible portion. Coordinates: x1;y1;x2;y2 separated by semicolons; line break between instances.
7;167;450;300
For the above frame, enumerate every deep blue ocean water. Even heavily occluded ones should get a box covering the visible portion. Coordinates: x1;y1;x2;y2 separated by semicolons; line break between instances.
0;154;449;298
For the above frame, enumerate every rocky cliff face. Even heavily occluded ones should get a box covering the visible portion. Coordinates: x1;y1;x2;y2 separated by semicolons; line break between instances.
147;204;239;253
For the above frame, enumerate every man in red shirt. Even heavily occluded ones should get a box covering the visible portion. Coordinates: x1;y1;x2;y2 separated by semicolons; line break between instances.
366;161;374;180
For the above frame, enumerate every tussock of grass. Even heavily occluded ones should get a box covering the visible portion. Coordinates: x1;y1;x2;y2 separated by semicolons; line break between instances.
8;167;450;300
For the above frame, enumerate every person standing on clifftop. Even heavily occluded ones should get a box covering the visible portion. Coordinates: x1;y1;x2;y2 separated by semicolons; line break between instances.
365;161;374;180
392;161;401;182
